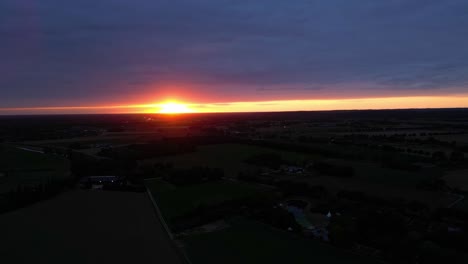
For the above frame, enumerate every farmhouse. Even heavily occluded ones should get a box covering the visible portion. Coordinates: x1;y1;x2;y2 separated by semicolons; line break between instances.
282;166;304;174
79;176;120;189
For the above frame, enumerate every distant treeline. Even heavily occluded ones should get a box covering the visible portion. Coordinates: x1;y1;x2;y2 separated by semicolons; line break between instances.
98;139;196;160
243;153;290;169
91;135;459;172
98;136;244;160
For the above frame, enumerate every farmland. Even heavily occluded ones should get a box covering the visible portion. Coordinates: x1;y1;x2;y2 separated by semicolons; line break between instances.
143;143;313;178
298;160;454;208
2;110;468;264
183;218;379;264
444;169;468;191
144;144;455;209
146;178;265;220
0;190;183;264
0;144;70;192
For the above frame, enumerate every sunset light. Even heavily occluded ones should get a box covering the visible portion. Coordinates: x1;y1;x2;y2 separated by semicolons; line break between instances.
3;95;468;115
158;102;193;114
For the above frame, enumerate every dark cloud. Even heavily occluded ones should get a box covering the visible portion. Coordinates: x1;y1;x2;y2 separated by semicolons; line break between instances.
1;0;468;107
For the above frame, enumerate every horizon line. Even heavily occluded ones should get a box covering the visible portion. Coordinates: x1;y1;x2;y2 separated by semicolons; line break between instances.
1;106;468;117
1;95;468;115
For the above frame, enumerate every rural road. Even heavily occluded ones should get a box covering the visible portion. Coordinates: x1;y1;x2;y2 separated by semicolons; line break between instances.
0;190;184;264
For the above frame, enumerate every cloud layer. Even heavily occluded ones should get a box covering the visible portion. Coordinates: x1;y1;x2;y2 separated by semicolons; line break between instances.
1;0;468;107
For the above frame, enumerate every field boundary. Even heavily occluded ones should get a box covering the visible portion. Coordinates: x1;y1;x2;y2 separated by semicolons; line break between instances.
145;186;193;264
448;193;465;208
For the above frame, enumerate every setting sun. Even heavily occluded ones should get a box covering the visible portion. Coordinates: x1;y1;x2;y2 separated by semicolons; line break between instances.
158;102;193;114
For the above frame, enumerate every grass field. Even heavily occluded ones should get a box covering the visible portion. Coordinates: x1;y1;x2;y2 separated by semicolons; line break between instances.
444;169;468;191
23;131;161;146
144;143;454;208
183;218;379;264
143;143;314;178
300;161;454;209
0;190;183;264
443;170;468;212
145;179;264;220
324;159;437;187
0;145;68;170
453;198;468;212
0;145;70;192
434;134;468;145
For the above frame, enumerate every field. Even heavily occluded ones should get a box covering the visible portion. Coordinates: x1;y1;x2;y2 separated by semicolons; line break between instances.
146;178;265;220
434;134;468;145
299;160;453;208
2;109;467;263
23;131;163;146
183;218;379;264
0;144;70;192
0;190;183;264
141;143;457;208
143;143;314;178
0;145;68;170
453;198;468;212
146;143;454;208
444;169;468;191
443;169;468;211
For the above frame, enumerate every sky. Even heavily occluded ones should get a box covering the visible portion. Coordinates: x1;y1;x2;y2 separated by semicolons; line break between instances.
1;0;468;114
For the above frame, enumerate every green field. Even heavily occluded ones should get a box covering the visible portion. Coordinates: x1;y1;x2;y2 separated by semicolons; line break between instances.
145;179;265;220
453;198;468;212
23;133;153;146
300;161;453;209
434;134;468;145
142;143;313;178
444;169;468;191
444;169;468;212
0;145;70;192
144;143;454;208
0;190;183;264
322;159;438;187
183;218;379;264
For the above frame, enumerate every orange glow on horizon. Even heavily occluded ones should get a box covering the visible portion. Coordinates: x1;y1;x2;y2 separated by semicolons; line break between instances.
158;102;193;114
1;95;468;115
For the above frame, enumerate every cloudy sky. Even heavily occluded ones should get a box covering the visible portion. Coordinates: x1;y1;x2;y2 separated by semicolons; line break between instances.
1;0;468;113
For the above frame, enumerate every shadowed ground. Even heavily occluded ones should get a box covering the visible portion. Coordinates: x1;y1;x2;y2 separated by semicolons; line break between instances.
0;190;183;264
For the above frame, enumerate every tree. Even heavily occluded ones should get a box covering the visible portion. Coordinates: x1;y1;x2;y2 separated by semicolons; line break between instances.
329;216;357;248
244;153;286;169
432;151;447;163
450;150;464;163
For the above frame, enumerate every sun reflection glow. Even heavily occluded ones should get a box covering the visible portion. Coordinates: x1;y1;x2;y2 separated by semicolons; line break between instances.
158;102;193;114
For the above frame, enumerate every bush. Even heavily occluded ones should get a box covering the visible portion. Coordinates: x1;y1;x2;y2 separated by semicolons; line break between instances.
313;161;354;177
244;153;286;169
